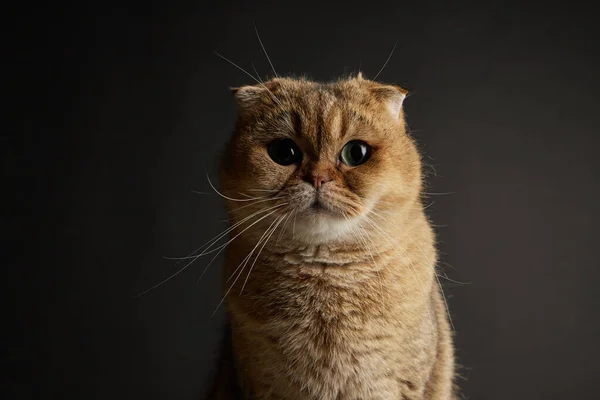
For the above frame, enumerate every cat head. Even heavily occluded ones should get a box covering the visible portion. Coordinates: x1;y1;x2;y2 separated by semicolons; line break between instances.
220;74;423;244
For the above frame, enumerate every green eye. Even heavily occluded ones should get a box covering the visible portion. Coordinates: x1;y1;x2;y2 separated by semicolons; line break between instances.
340;140;371;166
267;138;303;166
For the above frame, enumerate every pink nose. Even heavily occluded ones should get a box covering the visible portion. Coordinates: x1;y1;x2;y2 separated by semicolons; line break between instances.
309;174;332;189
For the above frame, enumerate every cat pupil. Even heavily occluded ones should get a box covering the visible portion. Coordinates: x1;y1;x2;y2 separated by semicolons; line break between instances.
341;140;370;166
268;139;302;166
351;144;364;161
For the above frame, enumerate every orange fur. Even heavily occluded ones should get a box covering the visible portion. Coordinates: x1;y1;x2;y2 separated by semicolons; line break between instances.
208;75;456;399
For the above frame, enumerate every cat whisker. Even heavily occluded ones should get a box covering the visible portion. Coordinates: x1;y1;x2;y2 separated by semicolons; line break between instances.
231;196;286;213
134;251;201;298
224;249;254;285
164;202;285;262
373;41;398;81
250;62;265;84
212;214;284;316
253;23;278;78
163;210;256;265
197;205;288;285
292;212;298;240
249;61;288;110
225;214;283;285
246;188;279;193
199;203;288;257
344;212;369;257
240;213;286;295
138;205;287;297
276;210;295;246
423;191;456;196
422;162;438;177
432;273;455;330
206;173;269;202
192;189;269;201
436;272;471;286
440;261;457;271
214;51;263;85
327;197;363;216
436;262;470;285
213;51;283;108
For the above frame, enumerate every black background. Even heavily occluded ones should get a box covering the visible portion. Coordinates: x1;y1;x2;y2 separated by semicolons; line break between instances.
7;2;600;399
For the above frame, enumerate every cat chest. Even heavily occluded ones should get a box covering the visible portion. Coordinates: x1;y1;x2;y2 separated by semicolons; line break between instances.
259;310;401;395
259;272;397;371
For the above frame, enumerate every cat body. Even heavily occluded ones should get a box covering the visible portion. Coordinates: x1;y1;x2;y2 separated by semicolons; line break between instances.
207;75;456;399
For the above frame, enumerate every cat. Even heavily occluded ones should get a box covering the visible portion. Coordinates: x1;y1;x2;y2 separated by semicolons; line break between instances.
206;72;457;399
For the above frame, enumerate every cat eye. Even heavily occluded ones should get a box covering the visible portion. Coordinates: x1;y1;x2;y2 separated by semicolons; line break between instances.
267;138;303;166
340;140;371;166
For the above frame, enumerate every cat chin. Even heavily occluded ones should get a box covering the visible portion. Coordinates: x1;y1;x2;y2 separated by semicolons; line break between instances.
289;213;360;244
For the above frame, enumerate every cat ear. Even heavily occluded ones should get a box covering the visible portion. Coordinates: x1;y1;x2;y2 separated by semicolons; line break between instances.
371;86;409;118
231;80;282;111
230;85;268;108
356;71;364;80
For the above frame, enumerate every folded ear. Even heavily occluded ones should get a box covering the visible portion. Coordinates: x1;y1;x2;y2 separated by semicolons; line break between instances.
230;85;269;109
231;79;282;112
370;85;409;118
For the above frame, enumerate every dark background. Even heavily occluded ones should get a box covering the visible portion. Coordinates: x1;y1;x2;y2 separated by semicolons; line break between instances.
7;1;600;399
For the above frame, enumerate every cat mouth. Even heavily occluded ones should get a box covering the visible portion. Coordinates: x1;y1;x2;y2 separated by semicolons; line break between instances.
310;199;328;212
309;198;342;217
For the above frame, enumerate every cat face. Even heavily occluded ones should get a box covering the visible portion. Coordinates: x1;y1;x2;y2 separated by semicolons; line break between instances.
221;75;422;244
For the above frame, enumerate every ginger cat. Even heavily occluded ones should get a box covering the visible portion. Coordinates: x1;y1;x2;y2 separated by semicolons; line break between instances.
207;73;456;399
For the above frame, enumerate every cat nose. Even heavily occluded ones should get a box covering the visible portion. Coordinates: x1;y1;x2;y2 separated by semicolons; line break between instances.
307;173;332;189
